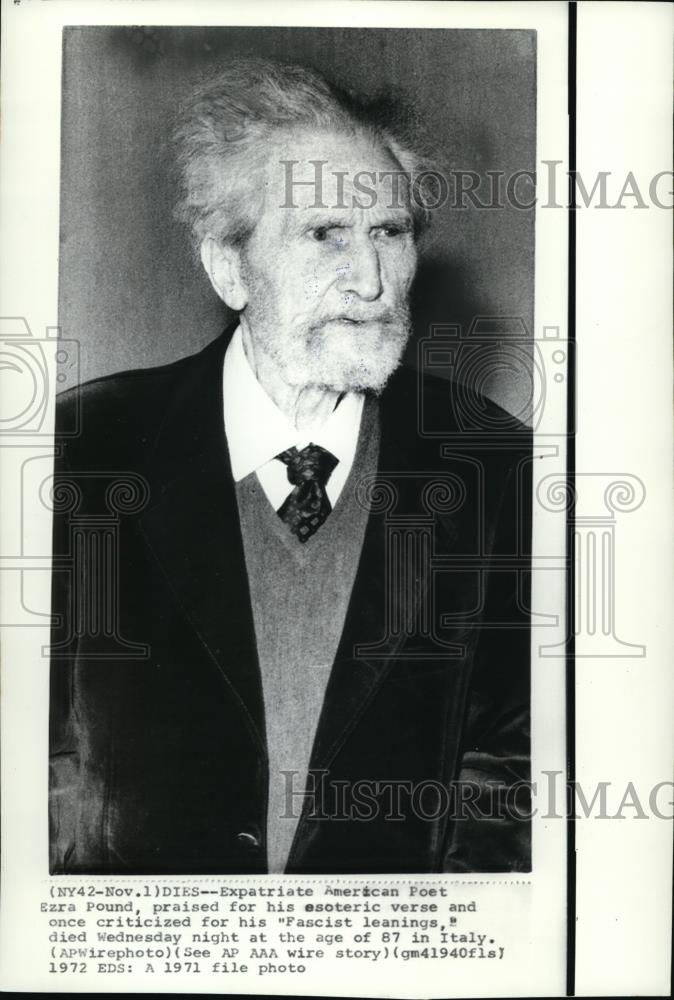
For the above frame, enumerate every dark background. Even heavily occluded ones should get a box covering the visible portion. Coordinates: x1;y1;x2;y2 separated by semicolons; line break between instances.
59;26;536;420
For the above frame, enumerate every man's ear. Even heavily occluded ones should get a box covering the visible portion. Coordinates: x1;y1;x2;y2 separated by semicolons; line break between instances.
200;236;249;311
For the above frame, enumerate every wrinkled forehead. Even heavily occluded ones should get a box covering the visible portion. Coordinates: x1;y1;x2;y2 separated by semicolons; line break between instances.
262;126;413;218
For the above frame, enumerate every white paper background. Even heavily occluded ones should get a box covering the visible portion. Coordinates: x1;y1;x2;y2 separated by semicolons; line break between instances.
574;3;673;995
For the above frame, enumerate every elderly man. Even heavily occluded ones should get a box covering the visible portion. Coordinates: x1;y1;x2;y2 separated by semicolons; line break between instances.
49;58;531;875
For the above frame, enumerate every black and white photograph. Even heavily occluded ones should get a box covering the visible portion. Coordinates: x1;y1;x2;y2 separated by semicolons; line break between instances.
0;2;671;997
49;25;537;878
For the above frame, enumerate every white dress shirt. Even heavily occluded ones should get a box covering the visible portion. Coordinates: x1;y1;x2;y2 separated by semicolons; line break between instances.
222;326;364;509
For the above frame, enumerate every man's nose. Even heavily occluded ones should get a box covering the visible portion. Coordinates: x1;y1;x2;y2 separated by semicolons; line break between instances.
337;239;383;301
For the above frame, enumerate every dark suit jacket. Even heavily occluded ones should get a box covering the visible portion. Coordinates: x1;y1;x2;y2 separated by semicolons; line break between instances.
49;328;532;875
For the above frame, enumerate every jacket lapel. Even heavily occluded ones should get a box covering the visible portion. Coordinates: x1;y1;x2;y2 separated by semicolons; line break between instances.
305;489;395;770
137;328;266;754
306;371;444;773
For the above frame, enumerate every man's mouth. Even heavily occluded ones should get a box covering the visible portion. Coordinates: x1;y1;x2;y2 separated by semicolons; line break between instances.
328;314;393;326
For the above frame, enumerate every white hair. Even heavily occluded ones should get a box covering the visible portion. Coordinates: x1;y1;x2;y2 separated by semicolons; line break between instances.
173;56;435;251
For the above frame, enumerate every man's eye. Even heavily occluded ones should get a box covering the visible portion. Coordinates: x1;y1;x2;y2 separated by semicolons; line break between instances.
376;224;408;238
309;226;346;246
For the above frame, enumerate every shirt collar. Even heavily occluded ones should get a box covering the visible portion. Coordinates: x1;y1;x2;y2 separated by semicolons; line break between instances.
223;325;364;483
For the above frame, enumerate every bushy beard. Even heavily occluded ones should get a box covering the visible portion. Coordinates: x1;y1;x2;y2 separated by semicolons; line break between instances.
244;309;412;394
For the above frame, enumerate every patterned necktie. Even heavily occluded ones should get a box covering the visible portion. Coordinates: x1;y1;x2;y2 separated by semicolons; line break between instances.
275;443;339;543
